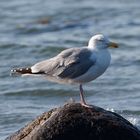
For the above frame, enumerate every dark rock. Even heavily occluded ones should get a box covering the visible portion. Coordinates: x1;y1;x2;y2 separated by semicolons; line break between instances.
6;103;140;140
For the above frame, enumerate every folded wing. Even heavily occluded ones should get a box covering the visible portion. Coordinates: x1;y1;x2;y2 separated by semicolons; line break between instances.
31;48;96;79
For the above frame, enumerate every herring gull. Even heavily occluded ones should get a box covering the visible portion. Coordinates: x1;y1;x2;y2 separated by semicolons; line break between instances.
11;34;118;107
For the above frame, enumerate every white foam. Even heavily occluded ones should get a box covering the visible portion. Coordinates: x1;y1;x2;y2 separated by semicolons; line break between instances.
106;108;115;112
127;117;138;125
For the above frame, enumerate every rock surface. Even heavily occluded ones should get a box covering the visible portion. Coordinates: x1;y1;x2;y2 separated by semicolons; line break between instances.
6;103;140;140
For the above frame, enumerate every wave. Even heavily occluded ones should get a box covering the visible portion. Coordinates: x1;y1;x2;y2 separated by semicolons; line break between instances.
2;88;77;97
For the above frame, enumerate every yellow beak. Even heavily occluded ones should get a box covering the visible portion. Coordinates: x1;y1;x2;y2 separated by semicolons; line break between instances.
108;42;118;48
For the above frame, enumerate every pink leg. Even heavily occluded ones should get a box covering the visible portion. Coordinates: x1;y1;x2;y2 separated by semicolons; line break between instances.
79;84;92;108
79;84;86;105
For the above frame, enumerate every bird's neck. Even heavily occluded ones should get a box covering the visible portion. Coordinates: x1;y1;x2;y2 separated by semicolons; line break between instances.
88;44;95;50
88;45;107;54
88;45;99;51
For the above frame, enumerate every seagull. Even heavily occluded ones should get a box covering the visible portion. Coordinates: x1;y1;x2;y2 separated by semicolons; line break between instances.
11;34;118;107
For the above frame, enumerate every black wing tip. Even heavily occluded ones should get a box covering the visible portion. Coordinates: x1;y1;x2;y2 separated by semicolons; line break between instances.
10;67;32;76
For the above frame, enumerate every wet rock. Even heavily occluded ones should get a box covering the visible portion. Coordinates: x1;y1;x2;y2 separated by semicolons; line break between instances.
6;103;140;140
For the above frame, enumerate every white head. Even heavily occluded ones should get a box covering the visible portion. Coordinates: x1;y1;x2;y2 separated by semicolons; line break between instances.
88;34;118;50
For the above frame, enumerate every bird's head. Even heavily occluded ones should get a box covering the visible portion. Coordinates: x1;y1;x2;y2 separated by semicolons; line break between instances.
88;34;118;50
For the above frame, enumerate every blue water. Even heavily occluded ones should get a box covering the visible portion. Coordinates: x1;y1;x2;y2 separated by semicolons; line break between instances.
0;0;140;139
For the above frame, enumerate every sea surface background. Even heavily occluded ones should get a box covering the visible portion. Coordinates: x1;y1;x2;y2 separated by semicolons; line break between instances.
0;0;140;139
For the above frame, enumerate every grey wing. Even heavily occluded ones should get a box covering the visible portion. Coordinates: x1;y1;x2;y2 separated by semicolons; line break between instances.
31;57;64;75
54;47;96;79
58;58;95;79
31;48;96;79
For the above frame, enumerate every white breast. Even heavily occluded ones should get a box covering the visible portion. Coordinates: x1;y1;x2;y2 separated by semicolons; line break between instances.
73;49;111;84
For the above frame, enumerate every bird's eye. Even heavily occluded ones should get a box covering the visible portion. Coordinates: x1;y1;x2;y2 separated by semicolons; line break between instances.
98;39;103;42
